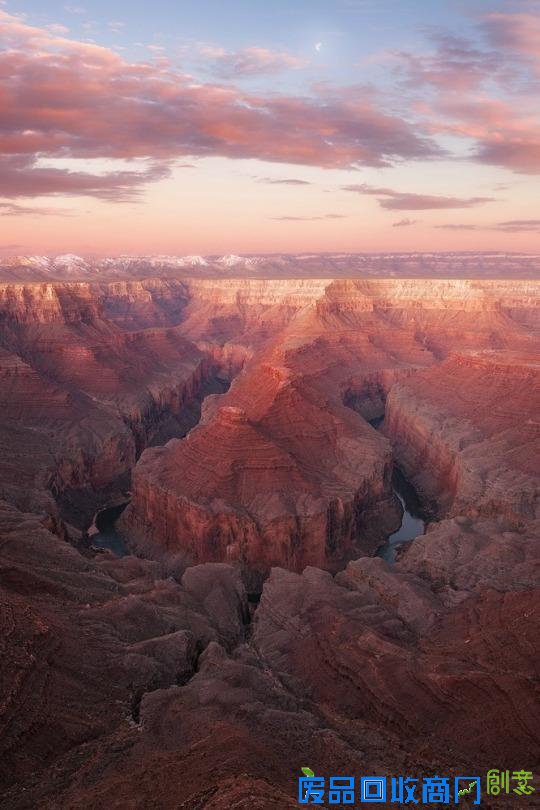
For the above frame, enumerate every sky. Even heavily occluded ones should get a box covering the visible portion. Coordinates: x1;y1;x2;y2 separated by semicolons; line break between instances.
0;0;539;256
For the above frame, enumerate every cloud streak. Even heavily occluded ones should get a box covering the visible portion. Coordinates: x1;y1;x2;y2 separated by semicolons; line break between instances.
0;155;170;200
0;201;71;216
258;177;311;185
392;218;417;227
436;219;540;233
343;184;495;210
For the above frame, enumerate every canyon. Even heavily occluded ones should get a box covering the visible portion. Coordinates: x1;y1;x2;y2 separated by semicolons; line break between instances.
0;269;538;808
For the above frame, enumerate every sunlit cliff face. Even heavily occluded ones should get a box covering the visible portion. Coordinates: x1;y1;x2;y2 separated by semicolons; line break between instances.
1;3;539;255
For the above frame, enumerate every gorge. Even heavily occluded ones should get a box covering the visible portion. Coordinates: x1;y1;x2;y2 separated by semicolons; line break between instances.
0;269;538;808
376;469;426;563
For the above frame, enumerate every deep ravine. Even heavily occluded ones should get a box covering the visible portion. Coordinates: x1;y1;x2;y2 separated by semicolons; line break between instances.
376;468;426;562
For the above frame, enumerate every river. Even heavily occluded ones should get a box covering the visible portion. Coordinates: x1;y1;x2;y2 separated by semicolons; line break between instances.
89;502;129;557
376;468;426;562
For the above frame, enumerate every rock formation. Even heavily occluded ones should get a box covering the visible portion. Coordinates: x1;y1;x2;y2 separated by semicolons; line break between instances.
383;350;540;520
0;281;230;525
123;363;397;584
122;278;539;581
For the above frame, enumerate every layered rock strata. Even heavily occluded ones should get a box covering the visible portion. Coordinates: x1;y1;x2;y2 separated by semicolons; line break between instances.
122;278;539;578
123;364;397;582
383;350;540;520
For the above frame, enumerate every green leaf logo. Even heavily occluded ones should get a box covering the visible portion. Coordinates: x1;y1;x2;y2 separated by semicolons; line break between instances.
301;767;315;777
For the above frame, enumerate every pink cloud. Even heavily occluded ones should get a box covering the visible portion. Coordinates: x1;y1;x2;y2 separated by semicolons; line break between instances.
258;177;311;185
474;137;540;174
397;32;502;92
0;10;439;200
426;96;540;174
392;218;417;227
436;219;540;233
0;155;170;200
378;194;494;211
342;183;393;195
343;184;495;210
0;201;71;216
481;12;540;73
394;14;540;175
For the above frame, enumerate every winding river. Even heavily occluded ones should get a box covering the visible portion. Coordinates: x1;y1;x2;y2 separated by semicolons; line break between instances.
377;468;426;562
89;502;129;557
